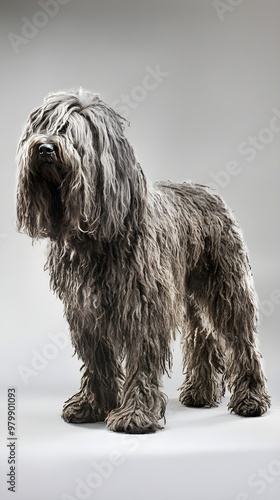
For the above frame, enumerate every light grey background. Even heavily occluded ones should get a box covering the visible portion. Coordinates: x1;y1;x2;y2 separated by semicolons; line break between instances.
0;1;280;499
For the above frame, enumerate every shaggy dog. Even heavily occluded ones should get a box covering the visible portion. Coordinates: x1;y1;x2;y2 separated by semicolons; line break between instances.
16;88;270;433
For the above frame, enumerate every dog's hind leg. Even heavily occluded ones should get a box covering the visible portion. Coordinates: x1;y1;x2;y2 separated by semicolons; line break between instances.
218;278;271;417
191;222;271;417
179;298;225;408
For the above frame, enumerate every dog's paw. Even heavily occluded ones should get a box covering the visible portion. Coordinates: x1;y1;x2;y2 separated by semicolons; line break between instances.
106;406;163;434
62;392;105;423
179;384;222;408
179;393;208;407
228;391;271;417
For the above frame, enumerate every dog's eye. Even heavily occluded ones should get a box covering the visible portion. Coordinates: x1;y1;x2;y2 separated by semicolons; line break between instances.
59;123;68;135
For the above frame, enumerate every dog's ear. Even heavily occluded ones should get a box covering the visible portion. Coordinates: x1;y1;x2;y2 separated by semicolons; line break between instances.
81;107;147;240
16;111;45;238
17;107;42;153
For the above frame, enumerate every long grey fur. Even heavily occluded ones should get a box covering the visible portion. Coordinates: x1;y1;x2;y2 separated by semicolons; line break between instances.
16;88;271;433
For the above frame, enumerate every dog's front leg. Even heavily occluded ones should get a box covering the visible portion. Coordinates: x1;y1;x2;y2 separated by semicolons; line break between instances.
106;340;167;434
62;339;123;424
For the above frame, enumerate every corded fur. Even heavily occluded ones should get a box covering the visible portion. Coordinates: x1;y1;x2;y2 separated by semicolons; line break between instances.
16;88;271;433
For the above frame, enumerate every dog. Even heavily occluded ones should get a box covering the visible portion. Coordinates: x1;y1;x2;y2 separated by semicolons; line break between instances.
16;88;271;433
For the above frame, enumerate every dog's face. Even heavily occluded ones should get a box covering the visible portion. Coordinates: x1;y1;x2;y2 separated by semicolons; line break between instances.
16;89;146;241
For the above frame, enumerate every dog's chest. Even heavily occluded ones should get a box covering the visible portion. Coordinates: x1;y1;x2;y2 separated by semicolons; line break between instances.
49;241;135;308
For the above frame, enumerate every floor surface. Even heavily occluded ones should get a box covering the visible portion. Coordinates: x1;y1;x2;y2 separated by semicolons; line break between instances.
1;395;280;500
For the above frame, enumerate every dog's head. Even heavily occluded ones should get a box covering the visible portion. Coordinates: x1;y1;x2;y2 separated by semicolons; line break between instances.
16;88;147;241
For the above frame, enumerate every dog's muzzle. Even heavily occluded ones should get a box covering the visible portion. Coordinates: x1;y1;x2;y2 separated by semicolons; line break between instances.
37;143;64;186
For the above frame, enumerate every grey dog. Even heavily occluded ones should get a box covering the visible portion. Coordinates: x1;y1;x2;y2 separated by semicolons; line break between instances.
16;88;271;433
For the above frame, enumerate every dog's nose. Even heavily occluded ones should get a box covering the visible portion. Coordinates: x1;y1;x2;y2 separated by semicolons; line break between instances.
39;143;55;156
